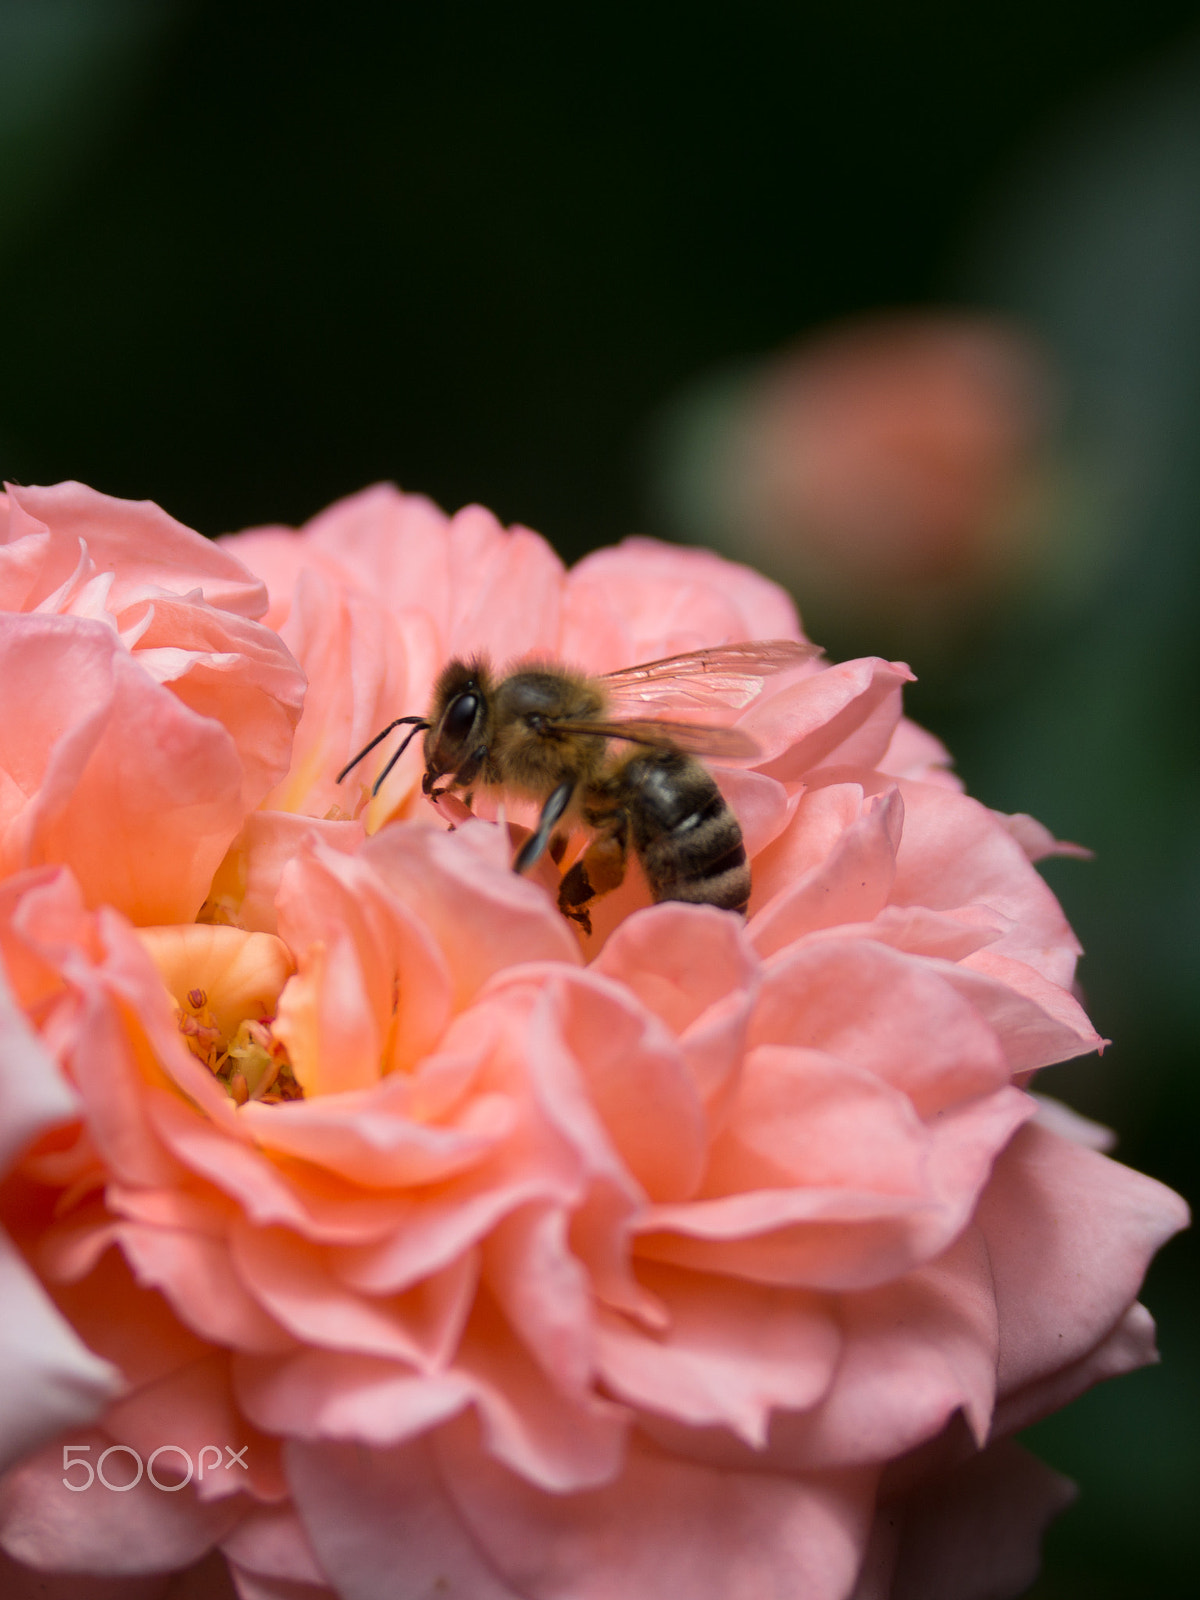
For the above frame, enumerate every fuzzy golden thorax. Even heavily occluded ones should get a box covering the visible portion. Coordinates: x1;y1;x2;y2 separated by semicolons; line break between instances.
483;665;609;795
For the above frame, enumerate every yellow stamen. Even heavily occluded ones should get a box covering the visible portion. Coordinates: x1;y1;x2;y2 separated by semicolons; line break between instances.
139;925;303;1106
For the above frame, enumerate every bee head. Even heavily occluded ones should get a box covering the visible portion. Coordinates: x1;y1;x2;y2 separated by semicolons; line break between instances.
423;657;491;791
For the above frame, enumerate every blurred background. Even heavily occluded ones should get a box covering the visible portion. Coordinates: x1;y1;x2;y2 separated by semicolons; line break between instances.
1;2;1197;1593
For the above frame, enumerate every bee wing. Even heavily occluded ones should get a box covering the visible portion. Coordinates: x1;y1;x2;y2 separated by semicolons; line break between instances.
601;639;819;712
550;717;760;761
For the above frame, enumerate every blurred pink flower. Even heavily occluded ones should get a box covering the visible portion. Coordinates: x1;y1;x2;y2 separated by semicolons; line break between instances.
0;483;1187;1600
655;313;1061;658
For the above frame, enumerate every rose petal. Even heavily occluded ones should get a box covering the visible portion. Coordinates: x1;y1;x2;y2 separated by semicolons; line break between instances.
0;1429;243;1574
749;787;904;951
285;1435;525;1600
220;1503;328;1589
4;482;268;620
975;1122;1189;1406
747;658;912;780
597;1262;840;1445
0;1230;120;1475
860;1438;1076;1600
0;618;249;924
441;1425;878;1600
751;939;1010;1115
562;537;803;672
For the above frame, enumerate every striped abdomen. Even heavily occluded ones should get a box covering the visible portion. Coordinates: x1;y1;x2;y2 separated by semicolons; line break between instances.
617;747;750;915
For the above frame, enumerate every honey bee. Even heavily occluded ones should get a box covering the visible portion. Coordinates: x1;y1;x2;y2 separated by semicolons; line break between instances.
337;640;816;934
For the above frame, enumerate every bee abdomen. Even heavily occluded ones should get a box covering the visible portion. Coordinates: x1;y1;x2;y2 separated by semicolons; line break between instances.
621;750;751;916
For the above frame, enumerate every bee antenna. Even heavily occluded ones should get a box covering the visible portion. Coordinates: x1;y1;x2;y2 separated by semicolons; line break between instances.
370;720;431;794
336;718;430;786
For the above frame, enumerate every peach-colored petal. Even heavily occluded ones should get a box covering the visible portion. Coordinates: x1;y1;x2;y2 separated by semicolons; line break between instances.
890;780;1082;986
712;764;792;858
749;786;904;948
3;878;195;1189
0;945;79;1161
272;840;452;1094
991;1299;1161;1441
491;967;707;1202
747;657;912;779
2;481;269;620
925;955;1102;1072
285;1436;526;1600
286;485;452;616
0;967;115;1470
100;1350;279;1505
636;1088;1035;1291
750;939;1010;1113
597;1263;840;1445
793;903;1006;964
0;1428;245;1574
1;486;305;937
257;567;436;823
217;527;357;633
761;1229;1001;1473
877;715;962;789
996;810;1092;863
450;1295;627;1491
234;1348;474;1446
229;1223;475;1372
440;505;567;664
702;1045;928;1198
239;484;569;672
220;1503;329;1590
361;821;581;1004
147;1090;489;1245
1030;1091;1116;1151
130;597;304;822
41;1241;212;1391
562;536;804;672
115;1223;293;1355
481;1201;596;1402
439;1426;878;1600
857;1439;1076;1600
0;618;252;924
594;901;759;1038
591;901;760;1116
202;812;364;937
974;1122;1189;1409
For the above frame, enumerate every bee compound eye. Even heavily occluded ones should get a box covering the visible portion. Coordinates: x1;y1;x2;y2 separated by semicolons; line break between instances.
442;692;479;744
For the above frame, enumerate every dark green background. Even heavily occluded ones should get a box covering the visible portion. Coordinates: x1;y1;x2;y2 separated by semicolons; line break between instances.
1;4;1196;1595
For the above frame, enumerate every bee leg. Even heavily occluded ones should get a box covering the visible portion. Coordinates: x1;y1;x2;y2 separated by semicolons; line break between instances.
557;818;628;934
513;780;575;875
549;834;568;865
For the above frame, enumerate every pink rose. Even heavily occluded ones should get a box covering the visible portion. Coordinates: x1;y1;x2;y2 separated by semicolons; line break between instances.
655;313;1061;660
0;483;1187;1599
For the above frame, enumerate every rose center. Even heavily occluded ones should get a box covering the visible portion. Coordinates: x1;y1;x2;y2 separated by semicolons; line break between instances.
176;987;303;1104
136;924;301;1106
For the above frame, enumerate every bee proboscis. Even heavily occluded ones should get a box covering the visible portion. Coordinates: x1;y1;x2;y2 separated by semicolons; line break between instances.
337;639;817;933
